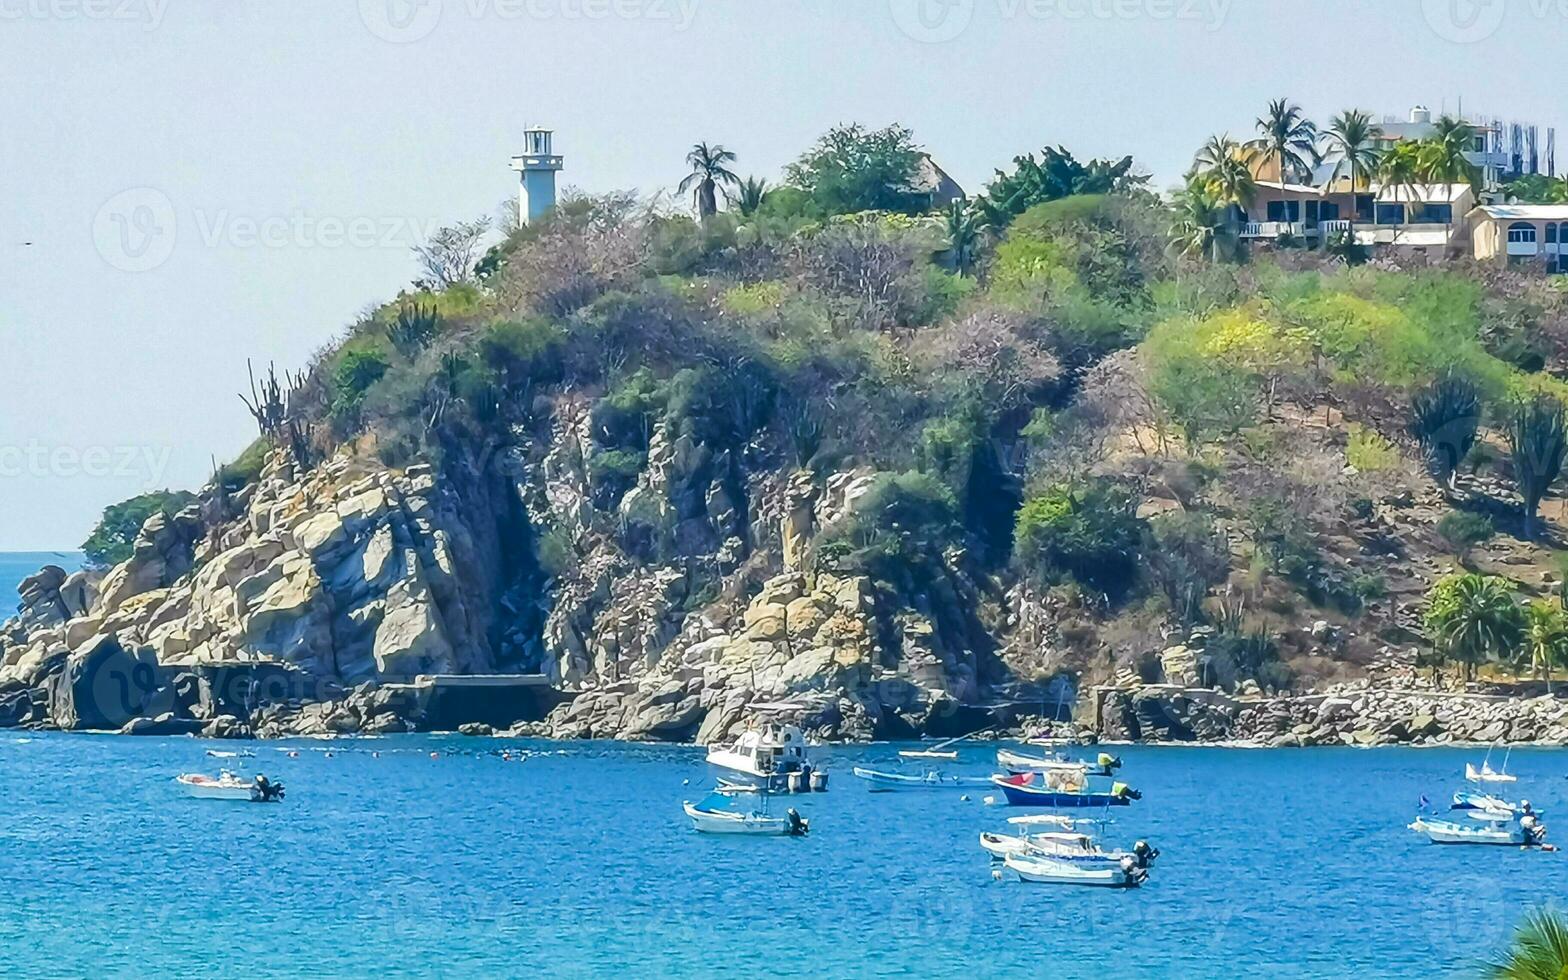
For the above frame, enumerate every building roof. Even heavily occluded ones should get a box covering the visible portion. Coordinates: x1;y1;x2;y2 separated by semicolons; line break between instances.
1477;204;1568;221
1254;180;1473;203
913;154;965;204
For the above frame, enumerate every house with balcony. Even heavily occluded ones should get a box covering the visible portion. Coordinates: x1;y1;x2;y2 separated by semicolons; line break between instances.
1240;180;1476;256
1470;204;1568;273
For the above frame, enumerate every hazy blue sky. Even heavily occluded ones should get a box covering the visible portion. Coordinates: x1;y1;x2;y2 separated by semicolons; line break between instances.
3;0;1565;549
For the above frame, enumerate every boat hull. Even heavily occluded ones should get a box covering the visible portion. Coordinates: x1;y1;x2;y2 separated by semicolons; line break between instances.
992;776;1132;808
1004;854;1142;888
682;802;796;836
176;776;258;801
853;767;993;791
1410;818;1529;845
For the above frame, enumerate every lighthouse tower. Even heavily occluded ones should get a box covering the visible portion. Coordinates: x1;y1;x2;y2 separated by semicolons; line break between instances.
510;127;564;226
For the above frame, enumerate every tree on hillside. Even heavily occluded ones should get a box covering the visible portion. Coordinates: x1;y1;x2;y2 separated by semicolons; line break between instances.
1321;109;1382;226
733;176;770;217
976;146;1145;228
1486;907;1568;979
414;217;491;289
1523;600;1566;693
1424;573;1524;686
1247;99;1319;229
1191;134;1258;242
1508;394;1568;538
81;490;197;568
679;143;740;221
1169;177;1229;263
1409;371;1481;488
941;201;990;277
784;123;926;215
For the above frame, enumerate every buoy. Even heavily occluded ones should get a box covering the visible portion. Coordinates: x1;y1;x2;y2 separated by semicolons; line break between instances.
991;868;1003;881
372;752;380;758
681;778;690;786
960;794;970;802
430;751;440;759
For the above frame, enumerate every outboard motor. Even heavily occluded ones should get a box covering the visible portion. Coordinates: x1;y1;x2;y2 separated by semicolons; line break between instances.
1113;783;1143;801
251;774;286;803
1131;840;1159;868
1098;753;1123;774
786;808;809;837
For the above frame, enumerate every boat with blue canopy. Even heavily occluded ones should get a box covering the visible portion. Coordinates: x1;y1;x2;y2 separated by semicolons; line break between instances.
852;767;994;792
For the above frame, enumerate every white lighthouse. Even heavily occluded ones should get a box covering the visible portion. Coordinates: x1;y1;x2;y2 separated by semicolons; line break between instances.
510;127;563;226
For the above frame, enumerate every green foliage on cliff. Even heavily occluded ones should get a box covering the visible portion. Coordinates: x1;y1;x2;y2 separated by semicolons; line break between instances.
1013;484;1145;598
81;490;197;568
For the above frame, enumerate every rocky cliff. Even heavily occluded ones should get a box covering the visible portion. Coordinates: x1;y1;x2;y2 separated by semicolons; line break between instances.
0;398;1010;742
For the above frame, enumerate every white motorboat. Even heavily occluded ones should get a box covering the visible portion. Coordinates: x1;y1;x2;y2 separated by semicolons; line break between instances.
682;793;809;836
1004;852;1147;887
175;770;285;803
706;721;817;788
1409;814;1543;846
980;827;1158;867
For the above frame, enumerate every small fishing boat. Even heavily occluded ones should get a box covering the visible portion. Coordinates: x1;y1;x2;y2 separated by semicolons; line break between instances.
1452;791;1541;816
682;792;809;836
1004;852;1147;888
176;771;285;802
991;771;1139;808
997;749;1121;776
980;830;1158;867
1409;813;1544;846
205;749;255;759
852;767;994;792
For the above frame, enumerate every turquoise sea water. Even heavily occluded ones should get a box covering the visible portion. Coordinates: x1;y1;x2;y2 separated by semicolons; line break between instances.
1;735;1563;978
0;551;82;613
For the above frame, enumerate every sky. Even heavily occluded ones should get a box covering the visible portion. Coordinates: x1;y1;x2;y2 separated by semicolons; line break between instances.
2;0;1566;549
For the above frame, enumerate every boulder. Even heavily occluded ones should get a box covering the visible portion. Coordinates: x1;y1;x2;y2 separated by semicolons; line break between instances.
119;712;206;736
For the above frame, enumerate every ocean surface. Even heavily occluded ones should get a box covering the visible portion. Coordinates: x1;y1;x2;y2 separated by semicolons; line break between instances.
0;735;1561;979
0;551;82;613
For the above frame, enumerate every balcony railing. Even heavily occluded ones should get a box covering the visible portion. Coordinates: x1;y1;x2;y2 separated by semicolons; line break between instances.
1240;221;1311;238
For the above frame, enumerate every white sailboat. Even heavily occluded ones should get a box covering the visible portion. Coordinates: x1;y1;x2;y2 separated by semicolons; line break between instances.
1466;745;1517;784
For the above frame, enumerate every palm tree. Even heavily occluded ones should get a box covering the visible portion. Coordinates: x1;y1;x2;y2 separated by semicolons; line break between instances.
941;200;990;277
1425;573;1524;686
1170;178;1228;263
1247;99;1321;232
1193;134;1258;243
678;143;740;220
1375;142;1427;240
1322;109;1382;228
733;176;769;217
1523;600;1565;694
1486;908;1568;979
1418;116;1483;252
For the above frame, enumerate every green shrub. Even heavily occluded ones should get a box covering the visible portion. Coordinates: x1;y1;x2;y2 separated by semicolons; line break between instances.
535;524;576;579
592;369;668;451
1014;483;1145;598
480;317;564;388
1145;512;1231;623
1437;511;1494;558
820;470;963;588
1346;424;1399;472
216;437;271;493
81;490;197;568
588;448;644;508
330;346;390;422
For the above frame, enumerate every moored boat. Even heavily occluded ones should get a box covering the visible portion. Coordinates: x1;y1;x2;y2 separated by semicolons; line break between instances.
705;721;820;791
997;749;1121;777
176;771;285;802
1003;852;1146;887
1409;814;1543;846
682;792;809;836
990;771;1139;808
852;767;993;791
